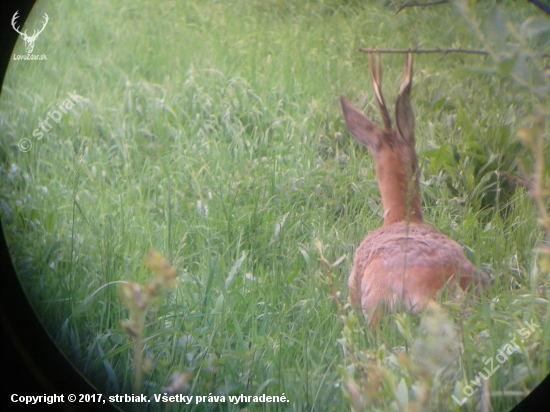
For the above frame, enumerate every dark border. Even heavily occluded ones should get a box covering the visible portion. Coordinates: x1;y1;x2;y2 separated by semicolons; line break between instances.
1;2;119;411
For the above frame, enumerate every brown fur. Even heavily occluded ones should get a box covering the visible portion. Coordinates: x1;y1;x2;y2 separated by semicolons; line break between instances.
341;54;489;327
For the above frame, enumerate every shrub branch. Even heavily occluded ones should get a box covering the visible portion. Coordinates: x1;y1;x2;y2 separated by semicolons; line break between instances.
358;47;488;56
396;1;450;14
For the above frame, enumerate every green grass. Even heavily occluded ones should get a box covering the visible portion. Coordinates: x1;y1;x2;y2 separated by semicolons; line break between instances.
1;0;549;411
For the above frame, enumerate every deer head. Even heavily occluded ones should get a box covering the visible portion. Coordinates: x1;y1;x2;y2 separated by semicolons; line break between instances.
12;11;49;54
341;54;422;226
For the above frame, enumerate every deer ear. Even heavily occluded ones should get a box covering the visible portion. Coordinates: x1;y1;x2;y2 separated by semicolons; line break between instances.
341;96;383;154
395;54;415;145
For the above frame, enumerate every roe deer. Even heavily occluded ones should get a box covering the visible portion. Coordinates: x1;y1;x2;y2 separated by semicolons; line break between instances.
340;54;489;327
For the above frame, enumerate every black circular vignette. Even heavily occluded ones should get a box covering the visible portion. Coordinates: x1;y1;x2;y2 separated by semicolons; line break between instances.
0;2;119;411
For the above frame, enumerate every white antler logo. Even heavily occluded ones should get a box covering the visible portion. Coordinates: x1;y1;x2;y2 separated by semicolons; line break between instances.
11;11;49;54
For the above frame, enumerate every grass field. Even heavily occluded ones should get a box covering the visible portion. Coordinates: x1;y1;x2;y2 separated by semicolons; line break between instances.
1;0;549;410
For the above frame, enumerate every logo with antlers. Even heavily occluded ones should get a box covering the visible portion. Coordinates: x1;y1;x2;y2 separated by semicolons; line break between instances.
11;11;49;54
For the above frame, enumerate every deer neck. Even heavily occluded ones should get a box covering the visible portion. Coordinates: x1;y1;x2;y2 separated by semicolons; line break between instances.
378;159;423;226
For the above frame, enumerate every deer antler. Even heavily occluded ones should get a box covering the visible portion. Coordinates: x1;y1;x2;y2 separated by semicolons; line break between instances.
31;13;49;40
11;11;49;54
11;11;25;37
369;54;392;133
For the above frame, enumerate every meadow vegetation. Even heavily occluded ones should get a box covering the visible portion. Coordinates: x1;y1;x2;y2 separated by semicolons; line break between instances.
0;0;549;410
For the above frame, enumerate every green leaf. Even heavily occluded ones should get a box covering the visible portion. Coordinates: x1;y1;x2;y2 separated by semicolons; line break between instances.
430;98;447;113
396;378;409;412
225;251;247;291
424;144;457;173
212;294;224;314
520;18;550;39
484;7;508;50
514;53;531;85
